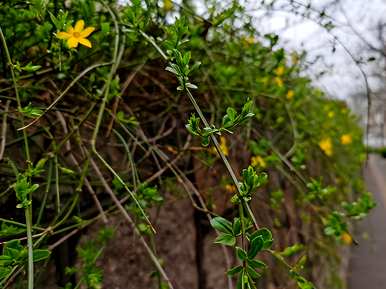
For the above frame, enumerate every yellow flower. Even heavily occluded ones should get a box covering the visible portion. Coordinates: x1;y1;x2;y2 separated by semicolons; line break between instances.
274;66;285;76
225;184;236;193
219;136;229;156
328;111;334;118
291;52;299;65
57;20;95;49
163;0;173;11
286;90;294;100
340;134;352;145
274;77;283;88
341;232;353;245
319;138;332;156
211;136;229;156
243;36;255;45
251;155;266;168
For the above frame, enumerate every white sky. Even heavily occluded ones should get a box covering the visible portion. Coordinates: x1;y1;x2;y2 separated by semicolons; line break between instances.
247;0;386;100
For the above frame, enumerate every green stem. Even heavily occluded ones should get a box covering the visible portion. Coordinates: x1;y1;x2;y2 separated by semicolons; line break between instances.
185;88;259;229
90;2;153;229
0;26;33;289
37;160;53;225
54;154;60;214
25;206;34;289
239;203;246;251
0;27;30;161
18;62;111;131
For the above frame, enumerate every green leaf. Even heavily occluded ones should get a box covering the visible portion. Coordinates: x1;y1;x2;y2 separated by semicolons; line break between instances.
210;216;233;234
290;271;315;289
0;222;25;237
101;22;110;33
3;239;23;255
59;166;76;175
185;114;201;136
232;218;241;236
227;107;237;120
246;265;261;279
0;255;13;267
249;228;273;250
248;235;264;258
247;259;267;269
33;249;51;262
280;244;304;257
13;175;39;208
236;272;243;289
3;240;23;262
214;233;236;246
165;65;178;76
201;135;210;147
0;266;12;281
19;103;43;118
236;247;247;261
227;265;243;277
343;192;376;220
294;255;308;271
186;82;198;89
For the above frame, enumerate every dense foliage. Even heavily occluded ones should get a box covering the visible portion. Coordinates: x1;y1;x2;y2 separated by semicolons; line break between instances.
0;1;375;289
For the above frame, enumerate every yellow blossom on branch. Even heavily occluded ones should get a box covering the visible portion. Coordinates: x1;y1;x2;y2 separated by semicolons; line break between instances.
319;138;333;156
210;136;229;156
340;134;352;145
243;36;256;45
328;111;334;118
341;232;353;245
225;184;236;193
163;0;173;11
274;66;285;76
274;77;283;88
219;136;229;156
251;155;266;168
291;52;299;65
286;90;294;100
57;20;95;49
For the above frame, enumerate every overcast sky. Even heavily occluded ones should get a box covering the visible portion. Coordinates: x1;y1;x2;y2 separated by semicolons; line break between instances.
248;0;386;101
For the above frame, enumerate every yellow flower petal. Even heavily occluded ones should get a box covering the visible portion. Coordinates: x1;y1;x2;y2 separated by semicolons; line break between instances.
80;26;95;38
78;38;92;48
219;136;229;156
340;134;352;145
74;20;85;32
66;26;74;34
67;37;79;48
275;77;283;88
286;90;294;100
275;66;285;76
225;184;236;193
57;31;71;39
319;138;333;156
251;155;266;168
341;232;353;245
163;0;173;11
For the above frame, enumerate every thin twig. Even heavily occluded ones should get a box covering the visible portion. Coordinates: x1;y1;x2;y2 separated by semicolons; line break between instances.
90;158;175;289
0;100;10;160
18;62;111;131
0;25;33;289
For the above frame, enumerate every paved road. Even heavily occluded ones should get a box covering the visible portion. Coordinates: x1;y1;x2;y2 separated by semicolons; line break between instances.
347;154;386;289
